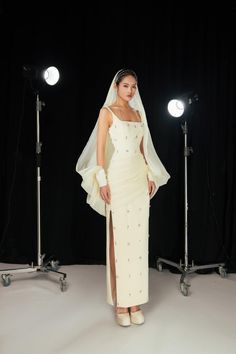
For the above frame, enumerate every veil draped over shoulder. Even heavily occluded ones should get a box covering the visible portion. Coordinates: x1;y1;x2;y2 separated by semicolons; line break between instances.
76;70;170;216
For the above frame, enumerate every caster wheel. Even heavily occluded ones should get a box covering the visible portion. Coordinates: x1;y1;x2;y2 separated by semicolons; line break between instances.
219;266;227;278
50;260;60;271
157;262;163;272
60;278;67;292
180;282;189;296
2;274;11;287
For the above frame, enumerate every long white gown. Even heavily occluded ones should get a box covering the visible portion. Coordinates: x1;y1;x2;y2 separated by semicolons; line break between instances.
105;106;150;307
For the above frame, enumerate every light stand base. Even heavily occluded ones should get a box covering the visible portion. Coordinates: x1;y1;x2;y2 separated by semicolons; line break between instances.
156;257;227;296
0;254;67;291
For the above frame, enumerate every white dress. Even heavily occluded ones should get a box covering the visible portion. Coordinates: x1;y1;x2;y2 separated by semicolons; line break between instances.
105;106;150;307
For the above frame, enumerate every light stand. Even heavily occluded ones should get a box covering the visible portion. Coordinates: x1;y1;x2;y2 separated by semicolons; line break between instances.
156;96;227;296
0;70;67;291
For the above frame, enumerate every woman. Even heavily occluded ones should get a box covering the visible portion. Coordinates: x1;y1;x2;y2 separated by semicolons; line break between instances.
76;69;170;326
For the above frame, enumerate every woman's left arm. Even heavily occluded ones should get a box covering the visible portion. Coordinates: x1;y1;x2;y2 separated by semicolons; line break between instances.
140;138;156;198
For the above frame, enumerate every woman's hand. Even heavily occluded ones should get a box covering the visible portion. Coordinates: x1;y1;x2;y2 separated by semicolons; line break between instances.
148;180;156;198
100;185;111;204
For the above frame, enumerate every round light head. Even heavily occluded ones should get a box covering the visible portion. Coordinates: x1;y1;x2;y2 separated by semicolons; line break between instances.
43;66;60;86
167;99;185;118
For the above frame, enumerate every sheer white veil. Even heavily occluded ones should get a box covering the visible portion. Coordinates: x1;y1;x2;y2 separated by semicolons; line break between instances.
76;69;170;216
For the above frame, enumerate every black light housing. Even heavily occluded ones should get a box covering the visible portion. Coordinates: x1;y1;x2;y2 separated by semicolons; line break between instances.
22;65;60;86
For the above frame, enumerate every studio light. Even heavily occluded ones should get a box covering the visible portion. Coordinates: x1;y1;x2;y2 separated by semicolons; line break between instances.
167;99;185;118
157;91;227;296
167;92;199;118
22;65;60;86
43;66;60;86
0;64;67;290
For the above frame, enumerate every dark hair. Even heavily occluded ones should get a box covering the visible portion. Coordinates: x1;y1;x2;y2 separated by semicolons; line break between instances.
115;68;138;85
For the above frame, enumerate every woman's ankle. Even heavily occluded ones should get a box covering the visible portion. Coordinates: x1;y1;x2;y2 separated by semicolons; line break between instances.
130;305;141;313
116;306;129;314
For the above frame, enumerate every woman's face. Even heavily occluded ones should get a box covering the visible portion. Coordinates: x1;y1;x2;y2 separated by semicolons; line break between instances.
116;75;137;102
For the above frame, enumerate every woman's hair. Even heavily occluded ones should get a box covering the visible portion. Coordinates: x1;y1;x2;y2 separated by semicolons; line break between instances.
115;68;138;85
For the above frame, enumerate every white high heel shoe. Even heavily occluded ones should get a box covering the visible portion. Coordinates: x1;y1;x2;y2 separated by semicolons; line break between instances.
130;309;145;325
116;310;131;327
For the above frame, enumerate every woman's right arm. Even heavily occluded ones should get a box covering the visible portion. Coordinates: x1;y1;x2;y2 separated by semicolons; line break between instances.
97;107;111;167
96;107;112;204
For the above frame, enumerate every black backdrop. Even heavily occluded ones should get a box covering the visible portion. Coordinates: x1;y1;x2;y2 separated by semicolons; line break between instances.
0;2;236;272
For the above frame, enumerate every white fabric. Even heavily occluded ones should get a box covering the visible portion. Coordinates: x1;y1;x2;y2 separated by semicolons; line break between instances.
147;166;155;182
76;70;170;216
96;168;107;187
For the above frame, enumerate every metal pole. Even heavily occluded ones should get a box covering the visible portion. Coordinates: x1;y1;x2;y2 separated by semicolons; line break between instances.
36;93;42;267
183;121;189;271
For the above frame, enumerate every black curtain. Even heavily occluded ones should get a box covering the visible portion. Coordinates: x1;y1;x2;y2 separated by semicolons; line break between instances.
0;2;236;272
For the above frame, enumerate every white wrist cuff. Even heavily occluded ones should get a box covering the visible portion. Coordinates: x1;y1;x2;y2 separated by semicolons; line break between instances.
96;168;107;187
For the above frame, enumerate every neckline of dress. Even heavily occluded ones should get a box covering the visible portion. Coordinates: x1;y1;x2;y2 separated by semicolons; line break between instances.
111;111;142;124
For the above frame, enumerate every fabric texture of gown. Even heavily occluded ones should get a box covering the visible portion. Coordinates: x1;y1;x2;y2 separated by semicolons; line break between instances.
105;106;150;307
